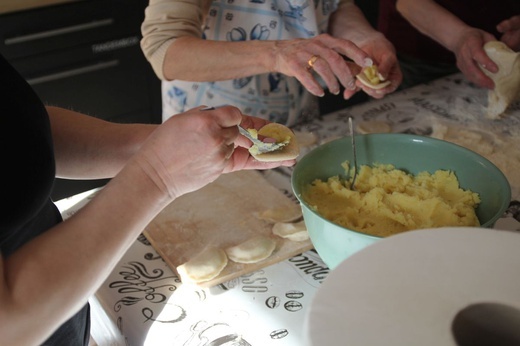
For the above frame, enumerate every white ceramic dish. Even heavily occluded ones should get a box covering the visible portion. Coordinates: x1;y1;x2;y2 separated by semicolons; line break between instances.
304;227;520;346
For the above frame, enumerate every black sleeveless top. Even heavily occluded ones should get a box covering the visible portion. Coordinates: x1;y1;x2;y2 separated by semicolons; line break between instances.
0;54;90;345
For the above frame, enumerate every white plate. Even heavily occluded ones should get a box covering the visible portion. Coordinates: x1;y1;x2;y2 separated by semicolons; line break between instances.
305;227;520;346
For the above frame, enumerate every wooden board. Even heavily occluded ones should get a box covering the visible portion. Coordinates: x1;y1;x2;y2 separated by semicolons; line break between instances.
143;170;313;287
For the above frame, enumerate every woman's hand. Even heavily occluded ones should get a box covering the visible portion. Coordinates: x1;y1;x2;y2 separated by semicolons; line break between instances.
451;28;498;89
231;114;297;171
497;15;520;51
271;34;373;97
346;32;402;100
130;106;294;200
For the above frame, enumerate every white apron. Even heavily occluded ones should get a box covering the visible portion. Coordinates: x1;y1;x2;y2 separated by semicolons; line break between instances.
161;0;338;126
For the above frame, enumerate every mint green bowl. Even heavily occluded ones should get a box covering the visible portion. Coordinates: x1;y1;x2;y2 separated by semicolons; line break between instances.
291;134;511;270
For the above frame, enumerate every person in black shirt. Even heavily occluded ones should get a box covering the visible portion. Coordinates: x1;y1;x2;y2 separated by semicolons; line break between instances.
0;53;294;345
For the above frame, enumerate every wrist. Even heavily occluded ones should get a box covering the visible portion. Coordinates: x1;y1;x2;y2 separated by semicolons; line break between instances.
352;31;386;47
115;157;174;213
266;40;282;73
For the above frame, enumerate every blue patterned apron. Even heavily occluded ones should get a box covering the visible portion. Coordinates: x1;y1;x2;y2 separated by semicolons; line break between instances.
161;0;338;126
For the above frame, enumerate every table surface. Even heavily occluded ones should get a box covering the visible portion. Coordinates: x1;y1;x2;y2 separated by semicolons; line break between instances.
55;73;520;346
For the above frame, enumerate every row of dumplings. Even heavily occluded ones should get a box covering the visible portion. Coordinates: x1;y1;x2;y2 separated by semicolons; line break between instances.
176;206;308;285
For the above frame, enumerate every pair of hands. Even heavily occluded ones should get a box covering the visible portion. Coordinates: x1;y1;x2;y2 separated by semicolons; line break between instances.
451;15;520;89
272;33;402;100
134;32;403;200
131;105;295;200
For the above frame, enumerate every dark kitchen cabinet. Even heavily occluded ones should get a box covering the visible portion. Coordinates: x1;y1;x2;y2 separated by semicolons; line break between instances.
1;0;162;200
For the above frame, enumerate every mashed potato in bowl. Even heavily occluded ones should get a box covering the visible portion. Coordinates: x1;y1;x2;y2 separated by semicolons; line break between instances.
303;163;481;237
292;134;510;270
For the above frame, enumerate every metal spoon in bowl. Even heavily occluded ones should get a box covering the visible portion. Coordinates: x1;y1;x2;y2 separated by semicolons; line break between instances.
348;116;358;190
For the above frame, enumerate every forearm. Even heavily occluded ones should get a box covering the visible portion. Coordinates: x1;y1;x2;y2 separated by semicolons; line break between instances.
162;36;275;81
329;0;382;45
141;0;375;94
48;106;156;179
396;0;471;52
1;158;170;345
141;0;256;81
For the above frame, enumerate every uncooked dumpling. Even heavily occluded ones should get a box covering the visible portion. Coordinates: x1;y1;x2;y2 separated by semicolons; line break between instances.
176;247;228;283
248;123;300;162
255;204;303;223
272;220;309;241
225;235;276;264
480;41;520;119
293;130;318;147
356;65;391;89
356;120;392;134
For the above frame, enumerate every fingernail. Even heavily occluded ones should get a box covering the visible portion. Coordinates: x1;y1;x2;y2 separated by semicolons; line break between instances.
332;89;340;95
364;58;373;67
347;80;356;90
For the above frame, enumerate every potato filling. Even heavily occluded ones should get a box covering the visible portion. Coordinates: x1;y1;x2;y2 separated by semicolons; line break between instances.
303;163;481;237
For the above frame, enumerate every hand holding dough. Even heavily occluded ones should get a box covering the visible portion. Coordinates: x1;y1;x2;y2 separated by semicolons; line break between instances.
480;41;520;119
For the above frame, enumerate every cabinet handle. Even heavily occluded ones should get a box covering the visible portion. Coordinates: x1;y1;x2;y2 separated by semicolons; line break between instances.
27;60;119;85
5;18;114;45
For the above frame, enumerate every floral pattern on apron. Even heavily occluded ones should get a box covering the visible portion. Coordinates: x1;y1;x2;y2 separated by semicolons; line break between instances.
161;0;338;126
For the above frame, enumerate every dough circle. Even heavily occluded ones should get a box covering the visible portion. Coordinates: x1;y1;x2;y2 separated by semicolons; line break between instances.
176;247;228;283
272;220;309;241
256;204;303;223
250;123;300;162
356;120;392;134
225;235;277;263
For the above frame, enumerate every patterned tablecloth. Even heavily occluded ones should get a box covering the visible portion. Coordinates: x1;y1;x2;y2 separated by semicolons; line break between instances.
56;73;520;346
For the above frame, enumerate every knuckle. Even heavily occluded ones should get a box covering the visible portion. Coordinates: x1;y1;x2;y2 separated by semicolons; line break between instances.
328;52;345;66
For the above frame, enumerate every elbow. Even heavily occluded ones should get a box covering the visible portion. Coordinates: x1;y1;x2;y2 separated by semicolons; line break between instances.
140;37;175;81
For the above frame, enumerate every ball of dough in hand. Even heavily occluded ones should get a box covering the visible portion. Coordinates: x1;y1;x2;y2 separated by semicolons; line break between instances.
480;41;520;119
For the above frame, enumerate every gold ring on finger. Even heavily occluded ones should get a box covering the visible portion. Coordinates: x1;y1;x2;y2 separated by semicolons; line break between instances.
307;55;319;70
